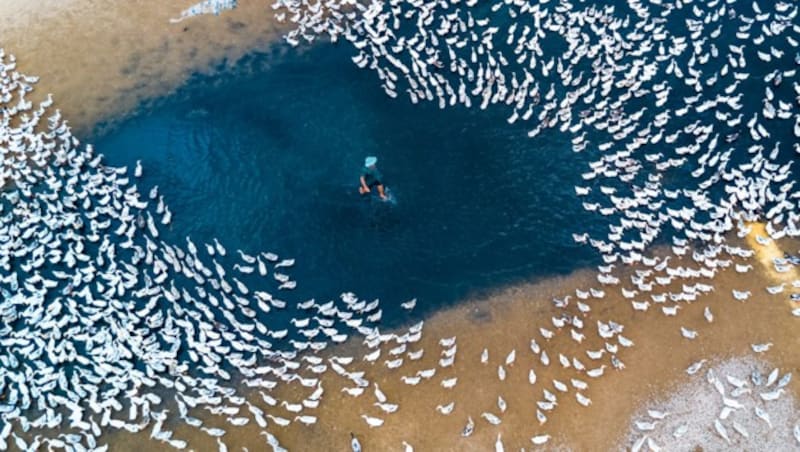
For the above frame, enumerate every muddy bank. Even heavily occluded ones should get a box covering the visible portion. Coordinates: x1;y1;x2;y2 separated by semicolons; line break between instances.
1;0;288;136
104;233;799;451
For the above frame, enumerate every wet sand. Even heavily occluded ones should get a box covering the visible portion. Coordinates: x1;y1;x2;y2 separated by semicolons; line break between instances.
745;222;799;286
102;230;799;451
4;5;798;449
618;356;798;450
0;0;288;136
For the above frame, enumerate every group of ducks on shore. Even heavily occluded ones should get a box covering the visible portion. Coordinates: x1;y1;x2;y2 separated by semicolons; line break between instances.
628;360;797;450
0;47;433;451
170;0;238;23
0;0;799;449
282;0;800;447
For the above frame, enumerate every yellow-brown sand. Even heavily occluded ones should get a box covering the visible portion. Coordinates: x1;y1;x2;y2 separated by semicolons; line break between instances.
0;0;289;136
4;6;798;449
744;222;799;283
104;236;800;451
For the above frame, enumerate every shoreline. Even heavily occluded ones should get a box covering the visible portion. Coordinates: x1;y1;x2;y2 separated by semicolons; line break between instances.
2;4;798;449
0;0;288;137
101;234;799;451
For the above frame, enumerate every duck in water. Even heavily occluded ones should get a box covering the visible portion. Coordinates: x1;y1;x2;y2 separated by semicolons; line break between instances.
359;156;388;201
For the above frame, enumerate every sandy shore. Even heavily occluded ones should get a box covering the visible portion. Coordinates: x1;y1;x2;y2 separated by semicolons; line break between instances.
100;232;799;451
3;4;798;448
0;0;288;136
618;356;798;451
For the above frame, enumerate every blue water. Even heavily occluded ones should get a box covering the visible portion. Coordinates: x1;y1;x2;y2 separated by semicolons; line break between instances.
91;44;604;324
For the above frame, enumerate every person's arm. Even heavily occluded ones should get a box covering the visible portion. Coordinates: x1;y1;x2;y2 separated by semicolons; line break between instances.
360;175;370;192
377;184;387;199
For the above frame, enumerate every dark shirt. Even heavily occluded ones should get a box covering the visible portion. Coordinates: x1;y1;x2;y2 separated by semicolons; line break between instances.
362;166;383;187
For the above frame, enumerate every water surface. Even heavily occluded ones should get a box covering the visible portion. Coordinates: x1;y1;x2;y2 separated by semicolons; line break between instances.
94;45;605;323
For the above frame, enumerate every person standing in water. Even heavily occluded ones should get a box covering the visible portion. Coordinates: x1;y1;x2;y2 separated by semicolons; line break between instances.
359;156;388;200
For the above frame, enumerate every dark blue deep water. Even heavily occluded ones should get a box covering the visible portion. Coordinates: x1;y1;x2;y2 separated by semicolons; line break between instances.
92;44;604;323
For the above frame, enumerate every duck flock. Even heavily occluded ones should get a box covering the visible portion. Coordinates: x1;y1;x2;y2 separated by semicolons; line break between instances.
0;49;427;451
264;0;800;445
624;358;799;450
2;0;800;450
170;0;239;23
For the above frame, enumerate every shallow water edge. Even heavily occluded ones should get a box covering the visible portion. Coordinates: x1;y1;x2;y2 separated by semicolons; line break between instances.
0;0;288;137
